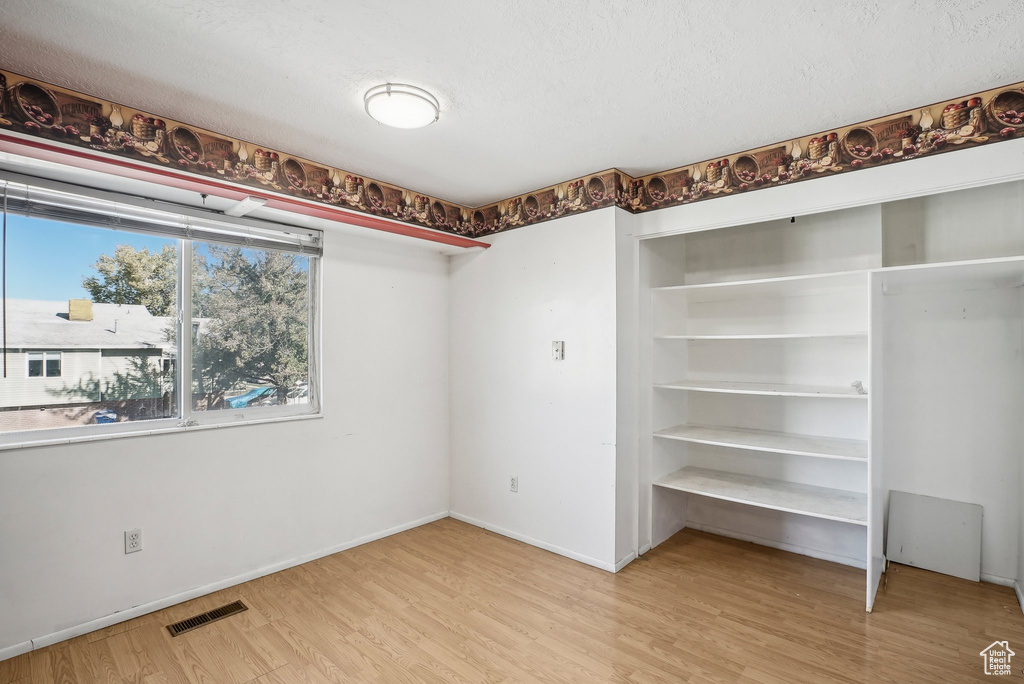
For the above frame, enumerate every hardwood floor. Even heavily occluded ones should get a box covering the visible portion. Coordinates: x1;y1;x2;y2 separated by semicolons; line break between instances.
3;518;1022;683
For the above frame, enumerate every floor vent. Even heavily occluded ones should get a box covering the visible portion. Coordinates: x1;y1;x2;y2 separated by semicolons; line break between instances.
166;600;247;637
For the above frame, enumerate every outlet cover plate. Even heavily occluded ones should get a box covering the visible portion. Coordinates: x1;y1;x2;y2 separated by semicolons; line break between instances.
125;528;142;554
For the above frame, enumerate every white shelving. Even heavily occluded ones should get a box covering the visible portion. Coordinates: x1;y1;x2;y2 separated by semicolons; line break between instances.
654;467;867;525
641;178;1024;615
654;379;867;399
643;205;877;610
652;268;870;339
656;332;867;340
652;269;868;300
654;424;868;461
878;255;1024;294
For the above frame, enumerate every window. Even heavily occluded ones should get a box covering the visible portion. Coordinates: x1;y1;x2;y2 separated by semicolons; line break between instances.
46;353;62;378
27;352;42;377
27;351;62;378
0;177;322;444
191;243;311;411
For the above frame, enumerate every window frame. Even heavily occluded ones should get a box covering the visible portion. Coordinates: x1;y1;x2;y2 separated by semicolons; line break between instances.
177;238;322;427
25;351;62;378
45;351;62;378
26;351;42;378
0;175;323;450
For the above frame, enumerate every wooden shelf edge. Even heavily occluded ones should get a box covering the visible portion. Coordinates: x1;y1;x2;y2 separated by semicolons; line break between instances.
654;466;868;526
654;380;868;399
653;425;868;461
655;332;868;340
651;269;870;292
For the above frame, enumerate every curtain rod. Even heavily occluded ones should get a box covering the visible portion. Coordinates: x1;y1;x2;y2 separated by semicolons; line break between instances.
0;169;323;241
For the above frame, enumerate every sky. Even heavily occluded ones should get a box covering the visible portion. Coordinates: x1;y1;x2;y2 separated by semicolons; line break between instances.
4;214;175;301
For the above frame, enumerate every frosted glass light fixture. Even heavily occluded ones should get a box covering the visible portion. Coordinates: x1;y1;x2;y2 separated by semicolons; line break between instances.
364;83;439;129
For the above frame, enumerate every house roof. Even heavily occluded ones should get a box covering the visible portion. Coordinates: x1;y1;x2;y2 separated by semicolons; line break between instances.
2;299;173;351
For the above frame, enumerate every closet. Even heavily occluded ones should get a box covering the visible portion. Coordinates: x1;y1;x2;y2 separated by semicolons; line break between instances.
639;181;1024;611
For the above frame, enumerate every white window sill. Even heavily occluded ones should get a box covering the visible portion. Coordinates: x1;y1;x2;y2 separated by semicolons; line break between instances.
0;411;323;452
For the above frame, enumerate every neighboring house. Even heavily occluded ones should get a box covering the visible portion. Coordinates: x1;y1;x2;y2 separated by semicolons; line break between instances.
0;299;174;410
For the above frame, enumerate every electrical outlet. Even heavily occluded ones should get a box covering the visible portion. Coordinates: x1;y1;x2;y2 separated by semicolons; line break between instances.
125;528;142;554
510;476;518;493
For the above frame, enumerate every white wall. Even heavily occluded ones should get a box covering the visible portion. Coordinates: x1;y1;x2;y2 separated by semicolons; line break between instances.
614;211;640;566
882;285;1022;582
449;209;620;570
0;231;451;655
1019;286;1024;607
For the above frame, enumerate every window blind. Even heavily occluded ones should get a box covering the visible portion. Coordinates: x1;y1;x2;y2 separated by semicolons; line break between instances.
0;177;323;255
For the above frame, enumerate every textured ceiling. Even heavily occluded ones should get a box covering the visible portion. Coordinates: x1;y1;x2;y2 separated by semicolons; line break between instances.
1;1;1023;206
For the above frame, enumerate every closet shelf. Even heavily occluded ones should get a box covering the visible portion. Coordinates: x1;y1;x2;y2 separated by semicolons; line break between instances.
654;379;868;399
654;466;868;525
651;270;868;302
655;332;867;341
653;424;867;461
878;255;1024;295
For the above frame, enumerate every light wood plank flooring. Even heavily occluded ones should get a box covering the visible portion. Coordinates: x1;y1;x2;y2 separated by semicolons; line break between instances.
3;518;1022;683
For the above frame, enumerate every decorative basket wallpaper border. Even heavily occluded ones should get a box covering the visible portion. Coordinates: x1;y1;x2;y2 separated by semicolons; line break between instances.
1;67;1022;240
614;80;1024;222
0;68;475;236
468;169;625;235
474;79;1024;237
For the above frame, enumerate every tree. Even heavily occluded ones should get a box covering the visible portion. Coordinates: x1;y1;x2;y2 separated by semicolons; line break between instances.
81;242;309;409
192;245;309;406
82;244;177;316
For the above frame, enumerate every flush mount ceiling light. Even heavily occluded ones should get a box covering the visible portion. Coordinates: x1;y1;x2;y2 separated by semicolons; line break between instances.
364;83;439;129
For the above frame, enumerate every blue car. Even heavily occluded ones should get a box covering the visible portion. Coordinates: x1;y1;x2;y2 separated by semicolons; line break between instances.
226;387;276;409
93;409;118;424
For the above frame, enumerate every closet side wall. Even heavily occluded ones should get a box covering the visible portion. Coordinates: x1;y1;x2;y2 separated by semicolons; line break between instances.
449;209;620;569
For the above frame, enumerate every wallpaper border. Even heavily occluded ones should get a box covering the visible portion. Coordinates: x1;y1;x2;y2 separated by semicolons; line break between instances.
2;67;1022;239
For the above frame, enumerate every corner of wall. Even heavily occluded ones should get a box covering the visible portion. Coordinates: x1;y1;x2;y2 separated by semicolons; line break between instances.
614;209;640;566
448;209;620;570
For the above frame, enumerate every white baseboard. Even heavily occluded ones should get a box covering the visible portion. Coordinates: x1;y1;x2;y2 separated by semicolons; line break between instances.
638;543;652;556
5;511;449;660
614;551;637;572
0;641;32;663
1014;581;1024;619
684;521;867;570
981;573;1016;587
448;511;615;572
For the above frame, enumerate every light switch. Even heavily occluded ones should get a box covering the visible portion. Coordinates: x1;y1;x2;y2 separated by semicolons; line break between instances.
552;341;565;361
